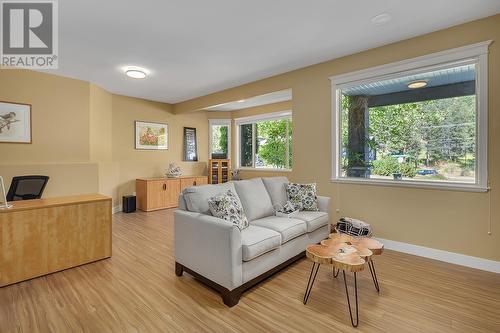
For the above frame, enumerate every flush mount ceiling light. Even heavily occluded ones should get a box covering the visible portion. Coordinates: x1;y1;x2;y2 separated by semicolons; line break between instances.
407;80;428;89
123;66;149;79
371;13;392;26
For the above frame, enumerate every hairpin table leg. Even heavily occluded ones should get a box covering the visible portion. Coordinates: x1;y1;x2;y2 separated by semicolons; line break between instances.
333;267;340;278
303;262;320;304
367;258;380;293
342;270;359;327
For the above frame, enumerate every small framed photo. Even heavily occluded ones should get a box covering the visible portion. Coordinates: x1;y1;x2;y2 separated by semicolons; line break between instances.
0;101;32;144
183;127;198;161
135;121;168;150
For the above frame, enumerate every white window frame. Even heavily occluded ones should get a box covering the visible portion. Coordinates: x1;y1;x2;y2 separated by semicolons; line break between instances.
235;111;292;172
208;119;231;160
330;41;492;192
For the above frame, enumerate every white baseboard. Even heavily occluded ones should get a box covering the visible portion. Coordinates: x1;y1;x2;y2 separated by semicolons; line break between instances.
376;237;500;274
112;205;122;214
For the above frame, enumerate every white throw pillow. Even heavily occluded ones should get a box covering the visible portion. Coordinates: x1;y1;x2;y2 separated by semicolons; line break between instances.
208;190;249;230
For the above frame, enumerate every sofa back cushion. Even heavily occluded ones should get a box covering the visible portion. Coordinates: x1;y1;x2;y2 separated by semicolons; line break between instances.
262;177;289;207
183;182;237;215
233;178;274;221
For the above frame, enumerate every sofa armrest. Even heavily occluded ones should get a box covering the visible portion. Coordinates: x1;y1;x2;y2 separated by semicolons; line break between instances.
174;210;243;290
317;195;331;214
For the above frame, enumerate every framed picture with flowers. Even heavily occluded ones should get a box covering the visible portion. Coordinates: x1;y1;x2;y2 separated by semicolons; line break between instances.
134;121;168;150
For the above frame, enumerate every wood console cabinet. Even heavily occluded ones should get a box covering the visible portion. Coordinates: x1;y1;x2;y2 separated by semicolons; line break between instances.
136;176;207;212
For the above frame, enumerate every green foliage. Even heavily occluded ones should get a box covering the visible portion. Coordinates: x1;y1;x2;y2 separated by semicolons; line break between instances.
367;96;475;164
371;156;416;178
256;119;290;168
341;94;476;179
219;126;228;155
240;124;253;166
399;162;417;178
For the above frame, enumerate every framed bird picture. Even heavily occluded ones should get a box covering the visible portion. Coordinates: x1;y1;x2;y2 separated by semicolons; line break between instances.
0;101;32;144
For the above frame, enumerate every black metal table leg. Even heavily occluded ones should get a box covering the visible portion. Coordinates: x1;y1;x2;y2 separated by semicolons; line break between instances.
342;270;359;327
303;262;320;304
333;267;339;278
367;258;380;293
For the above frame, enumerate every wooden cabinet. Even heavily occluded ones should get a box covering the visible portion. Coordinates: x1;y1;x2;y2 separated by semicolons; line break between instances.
0;194;112;287
180;176;208;192
209;159;231;184
136;176;207;212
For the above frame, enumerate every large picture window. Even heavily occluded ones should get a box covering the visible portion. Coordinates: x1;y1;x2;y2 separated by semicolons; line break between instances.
236;111;292;170
331;42;490;191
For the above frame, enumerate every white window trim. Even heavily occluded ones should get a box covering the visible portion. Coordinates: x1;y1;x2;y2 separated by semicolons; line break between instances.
208;119;231;160
235;110;292;171
330;41;492;192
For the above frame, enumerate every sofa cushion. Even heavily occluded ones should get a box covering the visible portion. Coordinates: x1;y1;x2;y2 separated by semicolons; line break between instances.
241;225;281;261
250;216;307;244
208;190;249;230
293;211;329;232
183;182;238;215
233;178;274;221
262;177;289;207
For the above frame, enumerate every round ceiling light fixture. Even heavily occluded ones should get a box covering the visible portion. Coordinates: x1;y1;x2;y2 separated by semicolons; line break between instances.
407;80;428;89
123;66;149;79
371;13;392;26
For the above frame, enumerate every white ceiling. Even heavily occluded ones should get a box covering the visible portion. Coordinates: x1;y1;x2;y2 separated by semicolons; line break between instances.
46;0;500;103
203;89;292;111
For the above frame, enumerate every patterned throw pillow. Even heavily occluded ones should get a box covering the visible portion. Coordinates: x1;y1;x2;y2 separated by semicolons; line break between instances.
208;190;249;230
286;183;319;211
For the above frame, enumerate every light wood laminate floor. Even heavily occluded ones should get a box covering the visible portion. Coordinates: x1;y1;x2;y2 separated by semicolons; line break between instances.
1;209;499;332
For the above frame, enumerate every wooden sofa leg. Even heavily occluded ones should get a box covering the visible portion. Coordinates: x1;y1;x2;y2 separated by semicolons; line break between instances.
175;262;184;277
221;289;241;307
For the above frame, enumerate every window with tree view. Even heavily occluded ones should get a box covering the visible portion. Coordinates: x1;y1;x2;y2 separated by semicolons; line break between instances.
238;113;292;170
336;59;485;188
209;120;230;159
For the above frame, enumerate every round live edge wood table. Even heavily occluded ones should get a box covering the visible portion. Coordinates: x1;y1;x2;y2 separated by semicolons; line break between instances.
325;233;384;293
304;240;373;327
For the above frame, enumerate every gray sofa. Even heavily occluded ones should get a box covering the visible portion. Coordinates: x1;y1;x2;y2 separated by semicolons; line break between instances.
174;177;330;306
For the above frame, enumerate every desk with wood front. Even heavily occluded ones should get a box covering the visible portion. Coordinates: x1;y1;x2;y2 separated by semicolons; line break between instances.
0;194;112;287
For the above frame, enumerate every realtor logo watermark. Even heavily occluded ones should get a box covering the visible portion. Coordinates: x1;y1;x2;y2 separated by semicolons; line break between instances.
1;0;58;69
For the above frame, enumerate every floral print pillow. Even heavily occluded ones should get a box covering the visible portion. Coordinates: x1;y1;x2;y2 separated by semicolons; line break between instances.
208;190;249;230
286;183;319;211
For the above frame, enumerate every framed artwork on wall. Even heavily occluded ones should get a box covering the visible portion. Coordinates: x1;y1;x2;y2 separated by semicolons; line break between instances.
0;101;32;144
183;127;198;161
135;120;168;150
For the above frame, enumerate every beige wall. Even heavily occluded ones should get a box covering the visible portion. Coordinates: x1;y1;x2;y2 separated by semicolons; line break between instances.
111;95;208;203
0;70;90;162
0;71;209;207
175;15;500;261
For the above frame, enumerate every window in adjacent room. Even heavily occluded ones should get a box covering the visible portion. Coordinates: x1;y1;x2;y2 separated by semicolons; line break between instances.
331;42;490;191
209;119;231;159
236;111;292;170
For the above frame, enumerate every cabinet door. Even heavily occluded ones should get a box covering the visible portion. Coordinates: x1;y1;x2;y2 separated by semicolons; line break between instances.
166;179;181;208
148;180;168;210
180;178;196;192
195;177;208;186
